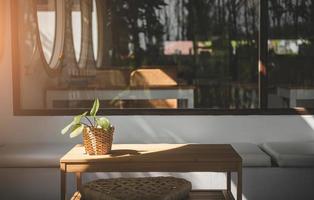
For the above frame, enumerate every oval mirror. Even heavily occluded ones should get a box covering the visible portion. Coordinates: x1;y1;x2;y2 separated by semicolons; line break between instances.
92;0;98;62
92;0;105;68
36;0;56;66
71;0;82;63
36;0;64;70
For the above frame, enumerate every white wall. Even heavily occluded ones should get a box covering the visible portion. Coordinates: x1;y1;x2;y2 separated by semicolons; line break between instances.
1;0;314;145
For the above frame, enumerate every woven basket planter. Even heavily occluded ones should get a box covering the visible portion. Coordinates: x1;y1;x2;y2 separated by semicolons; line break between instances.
83;126;114;155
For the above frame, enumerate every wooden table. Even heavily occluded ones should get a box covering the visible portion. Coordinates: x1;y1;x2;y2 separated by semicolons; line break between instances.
60;144;242;200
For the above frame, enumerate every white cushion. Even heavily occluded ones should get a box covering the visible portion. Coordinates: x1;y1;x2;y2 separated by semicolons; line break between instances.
231;143;271;167
261;142;314;167
0;144;74;168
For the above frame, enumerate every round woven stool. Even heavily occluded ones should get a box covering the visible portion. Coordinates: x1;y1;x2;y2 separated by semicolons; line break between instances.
81;176;192;200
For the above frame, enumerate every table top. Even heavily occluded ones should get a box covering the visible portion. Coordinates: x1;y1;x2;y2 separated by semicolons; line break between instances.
61;144;241;164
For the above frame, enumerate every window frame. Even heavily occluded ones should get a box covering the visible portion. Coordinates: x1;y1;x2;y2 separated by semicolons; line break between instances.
11;0;314;116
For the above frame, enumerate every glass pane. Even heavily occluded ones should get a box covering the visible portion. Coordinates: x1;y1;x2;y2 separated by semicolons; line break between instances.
268;0;314;108
91;0;259;109
92;0;98;61
36;0;56;66
15;0;260;111
72;0;81;62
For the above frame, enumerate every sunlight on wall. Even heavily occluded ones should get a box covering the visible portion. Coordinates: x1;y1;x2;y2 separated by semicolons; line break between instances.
301;115;314;131
0;3;5;60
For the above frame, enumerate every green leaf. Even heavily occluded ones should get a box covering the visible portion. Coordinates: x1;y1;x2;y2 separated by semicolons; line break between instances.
69;124;84;138
90;99;100;117
61;112;88;135
97;117;110;130
74;111;88;124
61;123;74;135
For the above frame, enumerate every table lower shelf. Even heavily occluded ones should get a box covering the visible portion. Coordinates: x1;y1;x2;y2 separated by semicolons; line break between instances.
71;190;235;200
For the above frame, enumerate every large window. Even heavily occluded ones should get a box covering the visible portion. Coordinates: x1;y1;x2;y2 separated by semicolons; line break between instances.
11;0;314;115
268;0;314;109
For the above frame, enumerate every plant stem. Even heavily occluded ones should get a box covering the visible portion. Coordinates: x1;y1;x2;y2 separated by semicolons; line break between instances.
81;122;91;128
84;116;94;127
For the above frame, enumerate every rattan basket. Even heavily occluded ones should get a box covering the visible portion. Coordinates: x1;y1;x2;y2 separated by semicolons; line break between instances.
83;126;114;155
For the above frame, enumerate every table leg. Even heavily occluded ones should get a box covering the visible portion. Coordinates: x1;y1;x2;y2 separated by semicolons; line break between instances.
60;163;66;200
227;172;231;192
76;172;82;191
237;165;242;200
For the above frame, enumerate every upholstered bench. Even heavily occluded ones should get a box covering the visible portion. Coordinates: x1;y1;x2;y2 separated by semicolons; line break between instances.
261;142;314;167
0;143;73;167
231;143;271;167
81;177;192;200
1;143;314;200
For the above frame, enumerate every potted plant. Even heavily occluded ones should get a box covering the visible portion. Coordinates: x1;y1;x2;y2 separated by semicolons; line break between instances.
61;99;114;155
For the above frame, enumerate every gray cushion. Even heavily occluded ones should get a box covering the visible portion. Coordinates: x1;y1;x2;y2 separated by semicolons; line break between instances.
261;142;314;167
0;144;74;168
231;143;271;167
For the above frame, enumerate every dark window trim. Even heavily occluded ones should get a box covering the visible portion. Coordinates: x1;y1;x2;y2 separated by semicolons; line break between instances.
11;0;314;116
258;0;268;109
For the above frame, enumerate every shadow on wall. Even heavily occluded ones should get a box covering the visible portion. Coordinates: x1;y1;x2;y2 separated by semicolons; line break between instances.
301;115;314;132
